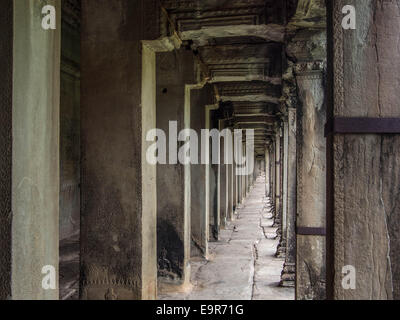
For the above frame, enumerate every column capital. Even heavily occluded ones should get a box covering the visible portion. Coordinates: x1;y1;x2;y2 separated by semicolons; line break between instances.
280;114;289;123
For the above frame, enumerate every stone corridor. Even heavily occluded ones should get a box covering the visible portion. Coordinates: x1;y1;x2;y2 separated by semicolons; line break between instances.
159;175;294;300
2;0;400;301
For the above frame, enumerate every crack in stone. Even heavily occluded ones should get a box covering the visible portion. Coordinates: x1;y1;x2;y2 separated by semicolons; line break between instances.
251;242;259;299
379;137;394;299
373;2;382;116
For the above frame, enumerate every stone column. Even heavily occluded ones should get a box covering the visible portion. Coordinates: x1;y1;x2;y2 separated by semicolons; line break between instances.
249;155;255;188
227;127;234;221
242;140;247;197
274;129;282;225
270;141;276;209
277;118;289;257
234;134;240;206
0;0;61;300
254;158;259;183
295;61;326;300
264;145;270;197
80;0;174;300
219;121;228;228
190;86;214;258
232;137;237;211
281;108;297;287
238;172;242;205
242;141;247;200
328;0;400;299
245;168;249;194
156;49;195;285
209;112;219;241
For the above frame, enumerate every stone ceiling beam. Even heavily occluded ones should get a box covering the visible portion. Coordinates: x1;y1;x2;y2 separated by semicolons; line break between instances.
235;113;277;117
209;75;282;84
219;94;279;104
199;43;282;64
233;102;278;115
234;115;276;124
180;24;285;46
234;123;273;130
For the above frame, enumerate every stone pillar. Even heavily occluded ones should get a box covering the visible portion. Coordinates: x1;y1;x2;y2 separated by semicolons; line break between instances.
249;155;254;189
281;108;297;287
242;141;247;200
270;141;276;209
190;86;214;258
219;121;228;228
238;138;245;204
80;0;172;300
237;137;242;206
249;155;255;188
245;168;248;194
282;119;289;233
295;61;326;300
274;129;282;224
242;141;247;198
237;172;242;205
232;138;237;211
277;119;289;257
0;0;61;300
264;145;270;197
227;127;234;221
328;0;400;299
229;159;234;220
208;108;219;241
156;49;195;284
248;150;253;190
253;158;258;183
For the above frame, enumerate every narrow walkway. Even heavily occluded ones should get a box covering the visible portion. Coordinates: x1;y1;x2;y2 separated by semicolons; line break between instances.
159;175;294;300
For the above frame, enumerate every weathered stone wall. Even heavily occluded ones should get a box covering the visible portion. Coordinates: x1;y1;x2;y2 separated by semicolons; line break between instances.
330;0;400;300
0;0;12;300
12;0;61;299
80;0;160;300
156;48;195;281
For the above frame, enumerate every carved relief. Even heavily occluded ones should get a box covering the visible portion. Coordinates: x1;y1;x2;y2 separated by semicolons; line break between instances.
294;61;325;75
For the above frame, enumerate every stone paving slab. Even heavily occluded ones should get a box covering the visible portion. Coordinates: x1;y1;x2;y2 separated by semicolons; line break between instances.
159;176;294;301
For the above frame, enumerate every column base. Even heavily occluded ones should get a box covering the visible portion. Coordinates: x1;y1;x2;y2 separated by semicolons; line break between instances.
275;242;286;258
273;219;281;228
280;262;295;287
275;236;286;256
158;263;193;295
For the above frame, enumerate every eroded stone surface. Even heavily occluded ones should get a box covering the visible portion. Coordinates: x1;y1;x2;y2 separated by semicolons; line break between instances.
330;0;400;300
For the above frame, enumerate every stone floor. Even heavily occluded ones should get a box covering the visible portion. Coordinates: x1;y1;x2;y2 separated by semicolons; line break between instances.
158;176;294;300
